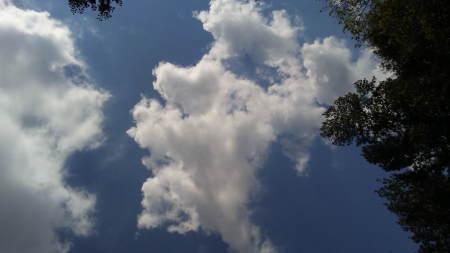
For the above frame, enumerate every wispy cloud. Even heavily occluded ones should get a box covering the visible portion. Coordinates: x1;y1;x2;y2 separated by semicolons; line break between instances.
0;2;109;252
128;0;382;252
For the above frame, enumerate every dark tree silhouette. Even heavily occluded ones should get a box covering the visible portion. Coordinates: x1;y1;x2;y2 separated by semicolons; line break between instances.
68;0;123;20
319;0;450;251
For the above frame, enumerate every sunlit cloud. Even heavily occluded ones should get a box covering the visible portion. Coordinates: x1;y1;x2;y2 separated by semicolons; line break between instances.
0;1;109;252
128;0;382;252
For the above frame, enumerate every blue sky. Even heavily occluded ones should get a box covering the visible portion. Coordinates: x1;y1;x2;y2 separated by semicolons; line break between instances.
0;0;417;252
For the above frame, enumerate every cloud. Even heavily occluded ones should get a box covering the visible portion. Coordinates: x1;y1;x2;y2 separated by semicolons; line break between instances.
0;2;109;252
301;37;389;105
128;0;383;252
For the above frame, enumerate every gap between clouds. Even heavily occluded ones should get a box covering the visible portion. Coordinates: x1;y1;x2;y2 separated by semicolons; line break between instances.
128;0;387;252
0;1;109;252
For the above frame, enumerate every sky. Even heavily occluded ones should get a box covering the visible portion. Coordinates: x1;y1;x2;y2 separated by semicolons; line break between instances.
0;0;418;252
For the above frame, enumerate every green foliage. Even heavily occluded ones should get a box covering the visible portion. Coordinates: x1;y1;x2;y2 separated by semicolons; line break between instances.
321;76;450;173
377;170;450;252
321;0;450;74
319;0;450;250
68;0;123;20
320;0;379;45
321;76;450;251
366;0;450;75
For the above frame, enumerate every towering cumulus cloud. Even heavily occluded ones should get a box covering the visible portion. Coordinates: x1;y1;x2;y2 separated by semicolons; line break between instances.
128;0;383;252
0;1;109;252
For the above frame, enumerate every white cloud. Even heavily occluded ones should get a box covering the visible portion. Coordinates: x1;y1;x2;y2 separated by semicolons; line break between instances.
0;2;109;252
302;37;388;105
128;0;384;252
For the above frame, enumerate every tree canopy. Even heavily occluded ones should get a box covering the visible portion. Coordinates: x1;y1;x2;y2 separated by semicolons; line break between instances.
319;0;450;251
68;0;123;20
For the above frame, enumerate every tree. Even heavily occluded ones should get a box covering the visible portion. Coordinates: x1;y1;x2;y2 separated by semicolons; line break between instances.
377;170;450;252
319;0;450;251
68;0;123;20
319;0;378;44
321;76;450;173
321;76;450;251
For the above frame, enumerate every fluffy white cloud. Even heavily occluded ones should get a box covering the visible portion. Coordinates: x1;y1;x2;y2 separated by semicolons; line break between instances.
128;0;383;252
0;2;109;252
302;37;389;105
